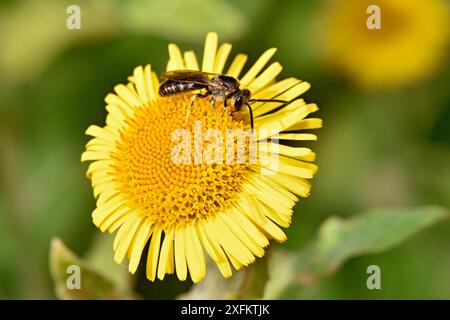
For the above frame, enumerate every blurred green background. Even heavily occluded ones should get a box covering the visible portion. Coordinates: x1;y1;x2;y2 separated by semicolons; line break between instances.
0;0;449;299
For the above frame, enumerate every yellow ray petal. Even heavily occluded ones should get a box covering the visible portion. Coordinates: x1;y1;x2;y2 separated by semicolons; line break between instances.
86;139;113;151
174;228;187;281
157;230;174;280
151;72;160;97
264;207;291;228
252;77;300;101
220;214;264;257
230;208;269;247
105;104;126;122
126;83;138;98
235;193;266;226
214;43;232;74
274;133;318;141
146;227;162;281
242;184;293;219
105;93;134;117
85;125;116;142
240;48;277;86
99;205;132;232
90;173;113;189
133;65;149;103
184;51;199;70
144;65;156;101
92;196;126;227
255;101;312;140
108;214;128;233
204;218;251;266
129;219;153;274
228;254;243;270
253;82;310;117
184;225;205;283
276;81;310;101
168;44;186;70
81;151;111;162
247;62;282;93
196;222;232;278
260;143;316;162
211;217;255;265
256;154;318;179
166;59;176;71
202;32;218;72
113;213;139;251
114;84;141;107
105;113;122;129
260;218;287;242
86;160;113;178
196;223;219;262
286;118;323;131
114;215;142;264
226;53;248;78
166;239;175;274
268;172;312;198
251;174;297;202
257;101;317;125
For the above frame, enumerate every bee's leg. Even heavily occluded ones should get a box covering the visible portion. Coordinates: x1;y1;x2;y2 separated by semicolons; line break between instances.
185;92;209;125
205;95;215;109
185;95;196;125
210;97;216;108
246;103;254;129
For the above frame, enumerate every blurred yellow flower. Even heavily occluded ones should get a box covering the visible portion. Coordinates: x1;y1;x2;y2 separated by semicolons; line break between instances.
321;0;449;89
81;32;320;283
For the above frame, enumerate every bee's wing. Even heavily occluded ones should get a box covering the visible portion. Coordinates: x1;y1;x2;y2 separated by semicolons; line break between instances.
160;70;223;89
161;70;213;81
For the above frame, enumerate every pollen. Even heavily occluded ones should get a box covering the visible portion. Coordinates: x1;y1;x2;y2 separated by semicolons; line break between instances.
112;94;252;231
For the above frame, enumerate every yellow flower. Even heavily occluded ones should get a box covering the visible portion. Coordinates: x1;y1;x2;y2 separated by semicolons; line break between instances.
320;0;449;89
81;32;321;283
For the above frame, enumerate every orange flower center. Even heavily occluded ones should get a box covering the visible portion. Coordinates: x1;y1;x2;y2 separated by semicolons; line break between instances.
112;94;252;230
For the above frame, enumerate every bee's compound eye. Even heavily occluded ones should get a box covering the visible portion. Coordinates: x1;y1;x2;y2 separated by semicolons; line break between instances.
234;96;243;110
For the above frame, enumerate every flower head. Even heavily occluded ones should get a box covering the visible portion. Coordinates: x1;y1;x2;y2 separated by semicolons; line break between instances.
320;0;450;89
82;32;321;283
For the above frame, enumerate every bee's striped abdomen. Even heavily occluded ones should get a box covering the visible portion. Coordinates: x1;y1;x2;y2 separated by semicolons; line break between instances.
158;80;204;96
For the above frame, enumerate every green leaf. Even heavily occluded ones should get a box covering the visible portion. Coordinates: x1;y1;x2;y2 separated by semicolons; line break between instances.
265;206;448;298
84;233;133;292
49;237;134;299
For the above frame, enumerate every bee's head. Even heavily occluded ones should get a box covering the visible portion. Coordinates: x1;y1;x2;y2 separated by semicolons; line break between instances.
231;89;251;110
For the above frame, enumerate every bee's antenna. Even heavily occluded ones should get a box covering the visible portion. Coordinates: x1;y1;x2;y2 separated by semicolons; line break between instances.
246;103;254;129
248;98;288;104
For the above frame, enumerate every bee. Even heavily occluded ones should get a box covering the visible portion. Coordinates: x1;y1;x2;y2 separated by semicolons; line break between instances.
158;70;287;128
